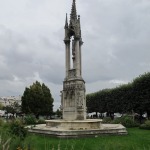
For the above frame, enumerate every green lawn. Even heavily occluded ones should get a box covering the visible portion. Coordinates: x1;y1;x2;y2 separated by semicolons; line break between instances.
24;128;150;150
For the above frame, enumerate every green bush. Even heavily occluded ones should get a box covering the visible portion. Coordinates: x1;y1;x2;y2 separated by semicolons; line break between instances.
9;120;27;139
122;116;133;127
37;118;46;124
102;116;139;127
0;119;29;149
24;115;36;125
145;120;150;126
140;120;150;130
111;118;121;124
102;117;112;123
112;116;139;128
0;119;12;131
0;118;4;126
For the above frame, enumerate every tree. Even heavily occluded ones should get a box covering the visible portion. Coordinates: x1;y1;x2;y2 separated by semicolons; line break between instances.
21;81;54;118
55;109;62;118
4;102;21;117
132;72;150;120
41;83;54;116
4;105;14;117
86;72;150;121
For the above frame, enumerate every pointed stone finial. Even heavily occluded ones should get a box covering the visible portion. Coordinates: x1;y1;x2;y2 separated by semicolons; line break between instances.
70;0;77;21
65;13;68;28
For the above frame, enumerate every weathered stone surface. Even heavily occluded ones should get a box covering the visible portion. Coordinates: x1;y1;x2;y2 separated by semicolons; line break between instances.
46;119;101;130
28;123;127;138
62;0;85;121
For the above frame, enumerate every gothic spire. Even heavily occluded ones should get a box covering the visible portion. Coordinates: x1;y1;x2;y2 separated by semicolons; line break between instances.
70;0;77;21
65;13;68;28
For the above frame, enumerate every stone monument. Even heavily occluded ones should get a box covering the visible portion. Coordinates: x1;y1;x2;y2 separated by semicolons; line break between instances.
29;0;127;137
61;0;86;121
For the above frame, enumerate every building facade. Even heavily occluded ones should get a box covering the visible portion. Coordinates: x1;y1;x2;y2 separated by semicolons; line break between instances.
0;96;21;107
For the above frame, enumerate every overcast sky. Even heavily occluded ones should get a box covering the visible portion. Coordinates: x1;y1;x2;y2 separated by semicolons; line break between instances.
0;0;150;110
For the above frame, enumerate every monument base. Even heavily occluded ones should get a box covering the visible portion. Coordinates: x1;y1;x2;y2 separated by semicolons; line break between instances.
28;119;127;138
46;119;101;130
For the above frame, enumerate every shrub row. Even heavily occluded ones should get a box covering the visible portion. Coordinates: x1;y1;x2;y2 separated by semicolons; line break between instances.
24;115;46;125
102;116;139;128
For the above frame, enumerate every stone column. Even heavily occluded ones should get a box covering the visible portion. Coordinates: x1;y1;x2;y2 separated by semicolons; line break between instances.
65;40;70;78
72;39;76;69
75;37;81;77
79;39;83;76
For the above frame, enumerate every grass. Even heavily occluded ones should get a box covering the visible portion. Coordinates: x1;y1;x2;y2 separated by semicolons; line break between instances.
23;128;150;150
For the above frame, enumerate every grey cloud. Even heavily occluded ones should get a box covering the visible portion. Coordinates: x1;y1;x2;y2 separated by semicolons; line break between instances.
0;24;64;87
81;0;150;81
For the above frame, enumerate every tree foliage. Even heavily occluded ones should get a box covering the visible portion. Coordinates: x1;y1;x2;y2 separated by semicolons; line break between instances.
86;72;150;119
55;109;62;118
21;81;54;118
132;72;150;118
4;102;20;117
